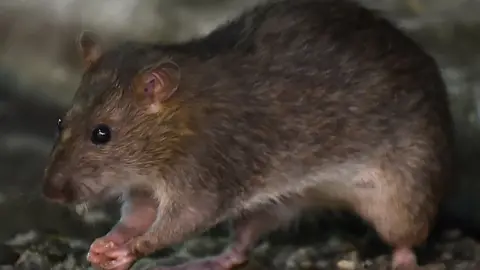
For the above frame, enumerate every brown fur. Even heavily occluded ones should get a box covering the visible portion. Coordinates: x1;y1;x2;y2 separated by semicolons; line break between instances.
42;0;454;267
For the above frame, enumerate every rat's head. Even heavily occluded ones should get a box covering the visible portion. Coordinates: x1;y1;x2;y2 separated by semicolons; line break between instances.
42;31;191;204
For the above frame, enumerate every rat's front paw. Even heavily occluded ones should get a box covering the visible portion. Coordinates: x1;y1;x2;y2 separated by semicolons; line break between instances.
87;237;136;270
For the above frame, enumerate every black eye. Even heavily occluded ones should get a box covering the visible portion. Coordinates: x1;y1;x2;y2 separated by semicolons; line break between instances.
57;118;63;132
54;118;64;140
91;124;111;145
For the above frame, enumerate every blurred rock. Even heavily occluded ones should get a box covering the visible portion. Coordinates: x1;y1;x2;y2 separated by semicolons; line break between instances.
14;250;51;270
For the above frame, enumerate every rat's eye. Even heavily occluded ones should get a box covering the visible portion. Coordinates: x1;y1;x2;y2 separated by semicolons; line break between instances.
55;117;64;140
91;124;111;145
56;118;63;132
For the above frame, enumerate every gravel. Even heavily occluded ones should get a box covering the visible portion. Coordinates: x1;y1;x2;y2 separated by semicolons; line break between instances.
3;220;480;270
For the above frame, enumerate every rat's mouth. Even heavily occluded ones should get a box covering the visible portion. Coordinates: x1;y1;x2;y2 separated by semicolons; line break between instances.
42;180;113;206
69;183;126;206
42;178;76;204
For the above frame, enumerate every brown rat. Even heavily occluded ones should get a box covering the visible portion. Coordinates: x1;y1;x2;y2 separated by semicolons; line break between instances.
42;0;454;269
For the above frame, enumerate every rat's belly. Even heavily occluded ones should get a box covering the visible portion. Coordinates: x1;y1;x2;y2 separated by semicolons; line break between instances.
241;159;376;211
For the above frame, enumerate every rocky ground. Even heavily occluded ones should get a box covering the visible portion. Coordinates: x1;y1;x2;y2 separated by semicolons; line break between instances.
3;216;480;270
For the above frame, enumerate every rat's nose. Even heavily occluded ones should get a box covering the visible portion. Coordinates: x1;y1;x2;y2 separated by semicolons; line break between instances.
42;175;75;204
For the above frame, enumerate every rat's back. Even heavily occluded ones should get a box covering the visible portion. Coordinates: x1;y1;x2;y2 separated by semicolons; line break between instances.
176;0;453;185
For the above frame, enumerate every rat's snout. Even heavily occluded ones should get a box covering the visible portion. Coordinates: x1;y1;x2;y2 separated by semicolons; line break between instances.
42;171;75;204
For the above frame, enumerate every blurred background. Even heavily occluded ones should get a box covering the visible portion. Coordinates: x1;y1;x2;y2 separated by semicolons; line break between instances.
1;0;480;269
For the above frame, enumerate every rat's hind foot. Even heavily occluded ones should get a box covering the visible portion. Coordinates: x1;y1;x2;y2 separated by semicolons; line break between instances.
392;247;419;270
156;249;247;270
87;237;137;270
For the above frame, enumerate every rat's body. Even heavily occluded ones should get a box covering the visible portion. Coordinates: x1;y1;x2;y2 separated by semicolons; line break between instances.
42;0;453;269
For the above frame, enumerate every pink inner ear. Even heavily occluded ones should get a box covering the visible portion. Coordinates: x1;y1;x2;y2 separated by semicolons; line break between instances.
143;71;168;95
144;76;156;94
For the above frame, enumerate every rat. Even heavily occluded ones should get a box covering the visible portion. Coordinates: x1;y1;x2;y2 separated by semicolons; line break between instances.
41;0;454;269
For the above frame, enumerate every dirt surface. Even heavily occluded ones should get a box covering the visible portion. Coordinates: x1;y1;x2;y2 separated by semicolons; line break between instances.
3;217;480;270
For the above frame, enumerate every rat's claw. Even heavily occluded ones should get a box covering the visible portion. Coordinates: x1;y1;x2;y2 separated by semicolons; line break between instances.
105;247;131;258
87;239;117;267
100;255;136;270
87;237;136;270
86;251;105;265
89;238;117;254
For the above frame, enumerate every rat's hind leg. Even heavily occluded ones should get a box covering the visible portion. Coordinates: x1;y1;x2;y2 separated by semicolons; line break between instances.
353;162;442;270
155;203;301;270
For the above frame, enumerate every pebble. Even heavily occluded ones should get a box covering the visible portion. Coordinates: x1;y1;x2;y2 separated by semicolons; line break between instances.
440;251;453;260
336;259;356;270
181;237;227;258
326;237;355;254
299;259;313;269
285;247;316;269
14;250;51;270
273;246;297;269
314;259;329;269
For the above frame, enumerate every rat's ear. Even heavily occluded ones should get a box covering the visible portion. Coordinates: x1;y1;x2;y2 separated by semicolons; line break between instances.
134;61;181;114
77;31;103;69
